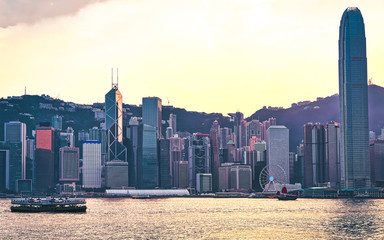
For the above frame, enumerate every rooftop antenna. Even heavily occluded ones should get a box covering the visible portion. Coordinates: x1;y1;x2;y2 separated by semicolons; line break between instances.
111;68;114;88
24;86;26;95
111;68;118;89
117;68;119;88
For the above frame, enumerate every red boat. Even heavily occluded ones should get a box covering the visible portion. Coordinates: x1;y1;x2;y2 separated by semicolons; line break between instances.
277;187;298;201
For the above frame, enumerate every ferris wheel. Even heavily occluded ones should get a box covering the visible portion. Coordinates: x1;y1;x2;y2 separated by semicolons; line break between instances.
259;164;287;192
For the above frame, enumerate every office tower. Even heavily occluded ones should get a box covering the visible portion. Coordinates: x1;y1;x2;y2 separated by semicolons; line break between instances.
59;147;79;182
188;133;210;188
303;123;314;187
230;165;252;192
326;122;341;187
252;141;267;191
339;7;371;188
51;115;62;131
262;117;276;141
3;121;27;191
141;124;158;188
127;117;140;187
0;144;9;192
220;127;232;149
170;137;184;184
312;124;327;186
246;120;263;146
82;141;102;188
266;125;289;184
25;139;35;182
218;163;234;191
159;139;171;188
78;130;89;142
105;79;127;162
229;112;244;148
169;113;177;137
35;127;55;192
105;161;129;188
141;97;162;189
142;97;162;139
173;161;188;188
370;140;384;186
289;152;295;184
196;173;212;193
89;127;107;164
210;120;220;192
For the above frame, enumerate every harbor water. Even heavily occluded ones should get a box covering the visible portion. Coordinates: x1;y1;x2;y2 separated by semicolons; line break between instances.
1;198;384;239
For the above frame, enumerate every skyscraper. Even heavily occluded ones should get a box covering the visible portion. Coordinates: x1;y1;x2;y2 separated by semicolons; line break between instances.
188;133;210;188
82;141;102;188
59;147;79;182
105;75;127;162
266;125;289;184
140;97;162;189
35;127;55;192
339;7;370;188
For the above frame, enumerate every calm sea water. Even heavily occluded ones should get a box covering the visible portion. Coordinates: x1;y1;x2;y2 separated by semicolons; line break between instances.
1;198;384;239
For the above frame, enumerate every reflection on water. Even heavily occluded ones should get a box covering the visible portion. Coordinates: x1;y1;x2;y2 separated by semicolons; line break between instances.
1;198;384;239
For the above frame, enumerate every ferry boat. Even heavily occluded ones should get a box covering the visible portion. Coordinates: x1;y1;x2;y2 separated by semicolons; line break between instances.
11;197;87;212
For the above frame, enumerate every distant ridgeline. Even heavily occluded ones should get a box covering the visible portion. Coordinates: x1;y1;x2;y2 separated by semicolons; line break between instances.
1;84;384;151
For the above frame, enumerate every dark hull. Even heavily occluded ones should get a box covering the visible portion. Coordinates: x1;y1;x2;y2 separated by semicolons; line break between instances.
277;195;298;201
11;206;87;213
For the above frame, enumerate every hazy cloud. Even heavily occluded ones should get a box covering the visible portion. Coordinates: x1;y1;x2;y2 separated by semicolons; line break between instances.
0;0;108;28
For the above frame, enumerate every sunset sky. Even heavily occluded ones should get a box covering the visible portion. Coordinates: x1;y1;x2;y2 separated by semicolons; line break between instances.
1;0;383;116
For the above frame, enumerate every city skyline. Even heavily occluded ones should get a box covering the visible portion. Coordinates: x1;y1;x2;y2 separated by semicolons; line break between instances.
1;1;384;116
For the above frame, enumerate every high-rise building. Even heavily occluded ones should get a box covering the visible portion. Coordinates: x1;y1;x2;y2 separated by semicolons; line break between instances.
159;139;171;188
59;127;74;148
230;165;252;192
173;161;188;188
326;122;341;188
339;7;370;188
169;113;177;137
142;97;162;139
246;120;263;146
188;134;210;188
262;117;276;141
196;173;212;193
59;147;79;182
105;79;127;162
3;121;27;191
140;97;162;189
127;117;140;187
82;141;102;188
35;127;55;192
267;125;289;184
210;120;220;192
370;140;384;186
105;161;129;189
51;115;62;131
229;112;244;148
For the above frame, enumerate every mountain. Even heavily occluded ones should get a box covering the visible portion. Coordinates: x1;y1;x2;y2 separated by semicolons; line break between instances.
247;84;384;151
1;84;383;152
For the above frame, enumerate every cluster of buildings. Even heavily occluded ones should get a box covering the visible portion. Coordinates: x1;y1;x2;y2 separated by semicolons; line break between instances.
0;7;381;196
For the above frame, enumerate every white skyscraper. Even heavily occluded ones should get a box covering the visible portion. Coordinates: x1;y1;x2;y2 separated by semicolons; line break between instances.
82;141;102;188
266;125;289;184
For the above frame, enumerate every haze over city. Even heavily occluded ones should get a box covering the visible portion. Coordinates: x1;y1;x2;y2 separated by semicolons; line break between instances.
1;0;384;116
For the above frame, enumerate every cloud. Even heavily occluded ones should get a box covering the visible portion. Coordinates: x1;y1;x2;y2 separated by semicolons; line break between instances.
0;0;108;28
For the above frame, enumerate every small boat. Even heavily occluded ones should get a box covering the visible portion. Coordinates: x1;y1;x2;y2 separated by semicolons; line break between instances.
11;197;87;212
277;187;298;201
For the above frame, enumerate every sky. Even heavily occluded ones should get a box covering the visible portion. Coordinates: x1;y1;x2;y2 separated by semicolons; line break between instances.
1;0;383;117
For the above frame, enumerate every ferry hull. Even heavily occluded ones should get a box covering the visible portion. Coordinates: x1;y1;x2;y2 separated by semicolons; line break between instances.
11;205;87;213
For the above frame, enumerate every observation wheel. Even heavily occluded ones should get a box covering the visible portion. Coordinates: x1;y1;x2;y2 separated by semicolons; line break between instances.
259;164;287;192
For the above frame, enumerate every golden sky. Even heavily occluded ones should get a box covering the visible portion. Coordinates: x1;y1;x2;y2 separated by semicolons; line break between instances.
0;0;383;116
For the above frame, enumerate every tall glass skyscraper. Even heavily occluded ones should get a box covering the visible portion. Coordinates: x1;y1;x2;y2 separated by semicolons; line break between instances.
140;97;162;188
105;81;127;162
339;7;371;188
